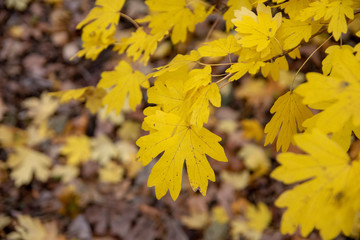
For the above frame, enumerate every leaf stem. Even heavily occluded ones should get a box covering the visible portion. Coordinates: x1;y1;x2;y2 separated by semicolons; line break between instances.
290;35;332;92
120;12;140;29
197;61;234;66
205;15;221;42
216;72;233;84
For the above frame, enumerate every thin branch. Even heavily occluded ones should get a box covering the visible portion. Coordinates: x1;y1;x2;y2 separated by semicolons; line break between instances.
216;72;233;84
219;81;231;89
290;35;332;92
197;61;235;66
205;15;221;42
120;12;140;29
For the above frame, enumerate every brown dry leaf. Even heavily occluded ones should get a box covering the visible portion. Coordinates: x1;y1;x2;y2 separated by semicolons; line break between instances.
43;221;67;240
0;98;7;121
57;185;82;218
67;215;91;240
9;25;26;39
23;93;59;125
0;161;7;183
7;146;51;186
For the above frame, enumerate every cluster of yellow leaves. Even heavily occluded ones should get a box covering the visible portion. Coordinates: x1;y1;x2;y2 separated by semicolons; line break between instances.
267;45;360;239
75;0;213;65
0;94;58;186
264;91;313;151
297;0;359;40
136;65;227;200
272;130;360;239
59;134;140;184
138;0;212;44
295;46;360;149
74;0;125;60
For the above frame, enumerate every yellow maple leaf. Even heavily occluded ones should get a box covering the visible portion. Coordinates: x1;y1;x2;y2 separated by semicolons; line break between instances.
76;0;125;39
97;60;149;113
51;165;79;183
223;0;252;31
139;0;212;44
99;161;124;183
226;61;265;81
23;93;59;125
115;27;165;64
136;110;227;200
232;3;282;52
181;212;209;230
272;129;360;239
246;202;272;232
264;91;313;152
261;56;289;81
277;19;322;50
275;0;310;19
148;66;221;127
295;49;360;133
7;146;51;186
241;119;264;143
188;83;221;127
51;86;106;114
61;135;91;165
26;123;54;147
321;45;354;75
74;31;115;60
231;201;271;240
298;0;355;40
239;144;270;179
198;35;241;57
91;134;118;165
0;125;27;147
147;66;188;115
152;50;200;77
220;170;250;190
